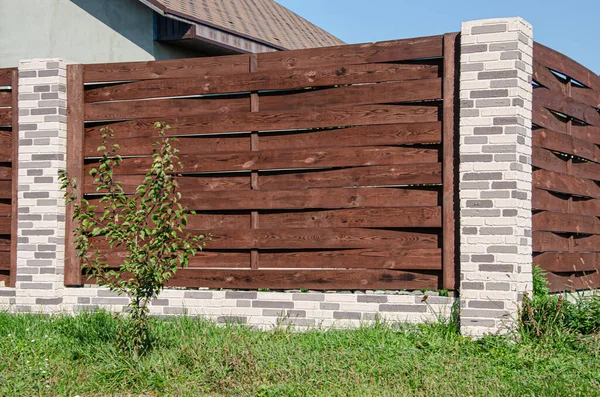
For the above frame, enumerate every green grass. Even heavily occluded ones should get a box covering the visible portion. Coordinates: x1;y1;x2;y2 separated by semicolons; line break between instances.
1;311;599;396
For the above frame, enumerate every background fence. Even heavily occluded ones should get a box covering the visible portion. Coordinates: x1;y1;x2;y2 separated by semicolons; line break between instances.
65;34;459;291
532;42;600;292
0;68;17;287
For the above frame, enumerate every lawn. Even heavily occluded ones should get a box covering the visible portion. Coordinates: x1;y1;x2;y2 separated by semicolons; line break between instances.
0;311;599;396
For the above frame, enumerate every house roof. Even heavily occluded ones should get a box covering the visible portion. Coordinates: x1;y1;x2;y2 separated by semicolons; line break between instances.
142;0;345;50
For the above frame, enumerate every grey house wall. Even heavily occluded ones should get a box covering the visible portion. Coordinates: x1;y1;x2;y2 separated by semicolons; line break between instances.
0;0;199;68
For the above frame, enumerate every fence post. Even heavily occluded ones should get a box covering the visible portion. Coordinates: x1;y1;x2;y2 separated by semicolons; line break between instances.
14;59;71;311
458;18;534;336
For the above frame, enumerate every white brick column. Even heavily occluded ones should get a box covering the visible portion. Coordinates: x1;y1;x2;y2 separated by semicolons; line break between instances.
15;59;68;312
459;18;534;336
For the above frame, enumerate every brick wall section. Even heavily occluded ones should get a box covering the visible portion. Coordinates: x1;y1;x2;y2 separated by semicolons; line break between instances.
459;18;533;337
14;59;68;312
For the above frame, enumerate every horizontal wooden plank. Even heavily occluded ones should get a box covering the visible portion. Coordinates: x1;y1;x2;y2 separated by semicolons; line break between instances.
532;105;600;145
84;174;250;195
0;215;11;235
0;131;11;160
259;248;441;270
534;42;600;92
533;60;600;109
85;104;440;139
85;62;441;103
259;163;441;190
85;145;440;175
545;271;600;293
570;85;600;109
257;35;444;71
0;237;10;251
0;68;15;87
0;108;11;127
88;187;440;211
533;231;600;252
84;122;442;157
84;268;439;290
533;128;600;163
533;211;600;234
0;181;11;199
258;207;441;229
160;269;440;290
97;250;250;268
533;188;600;216
533;169;600;199
83;54;252;83
0;251;9;270
0;165;11;181
534;87;600;127
536;252;600;273
532;146;600;182
0;91;11;107
91;227;439;250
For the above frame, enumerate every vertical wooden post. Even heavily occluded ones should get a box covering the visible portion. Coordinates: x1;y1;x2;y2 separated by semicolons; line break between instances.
442;33;458;291
9;69;19;287
64;64;85;286
249;55;260;270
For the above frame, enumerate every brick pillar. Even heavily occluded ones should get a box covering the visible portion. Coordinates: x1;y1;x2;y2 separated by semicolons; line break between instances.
15;59;68;312
458;18;534;336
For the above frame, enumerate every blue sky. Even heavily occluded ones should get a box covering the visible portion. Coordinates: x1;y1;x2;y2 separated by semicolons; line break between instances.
278;0;600;74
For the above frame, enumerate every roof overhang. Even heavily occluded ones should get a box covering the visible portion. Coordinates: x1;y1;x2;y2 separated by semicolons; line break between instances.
139;0;283;54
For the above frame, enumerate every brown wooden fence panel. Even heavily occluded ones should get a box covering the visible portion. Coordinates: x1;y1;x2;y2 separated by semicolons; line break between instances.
0;68;17;287
69;34;458;290
532;42;600;292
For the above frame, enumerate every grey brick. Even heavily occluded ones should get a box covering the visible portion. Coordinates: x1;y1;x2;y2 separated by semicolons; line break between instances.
472;255;494;263
462;209;501;217
263;309;306;318
476;98;511;108
479;227;513;235
479;70;518;80
0;290;16;297
37;200;58;206
45;62;60;69
503;209;518;217
494;154;517;162
461;109;480;117
38;70;59;77
36;297;63;305
491;79;519;88
217;316;247;324
470;89;508;99
480;264;514;272
463;172;502;181
487;282;511;291
24;131;58;138
462;44;488;53
464;136;486;144
39;268;56;275
22;229;54;236
461;182;490;189
512;98;524;107
24;192;49;199
97;289;122;297
357;295;387;303
237;300;251;307
379;304;427;313
225;291;256;299
77;297;90;304
18;222;33;228
362;313;378;321
482;144;516;153
19;93;40;101
15;306;32;313
461;99;474;108
163;307;186;315
27;260;53;267
492;181;516;189
151;299;169;306
461;309;509;318
34;177;54;183
292;293;324;302
38;245;56;251
32;154;64;161
19;161;51;169
468;300;505;309
33;85;51;92
26;169;43;176
184;291;213;299
320;302;339;310
278;318;315;327
471;24;507;34
41;92;59;100
34;138;51;145
462;227;477;235
481;191;510;198
19;124;38;131
252;300;294;309
461;282;484;290
462;63;484;72
20;283;53;290
92;298;130;305
518;32;530;45
333;311;362;320
500;51;522;60
38;100;61;107
489;42;518;52
19;71;37;78
466;200;493;209
493;117;518;125
75;305;100;312
512;191;528;200
31;108;57;116
460;154;493;162
16;275;33;282
488;245;518;254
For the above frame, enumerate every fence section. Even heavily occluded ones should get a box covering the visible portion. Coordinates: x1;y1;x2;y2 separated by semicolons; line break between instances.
0;68;17;287
532;42;600;292
66;35;458;290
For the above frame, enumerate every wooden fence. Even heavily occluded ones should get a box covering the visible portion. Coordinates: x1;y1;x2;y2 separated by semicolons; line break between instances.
65;34;459;290
532;42;600;292
0;68;18;287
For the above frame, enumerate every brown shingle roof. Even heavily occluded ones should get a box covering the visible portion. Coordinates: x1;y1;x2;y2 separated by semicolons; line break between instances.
145;0;345;50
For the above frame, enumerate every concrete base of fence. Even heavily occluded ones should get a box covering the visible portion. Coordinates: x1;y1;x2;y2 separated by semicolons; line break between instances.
0;288;455;329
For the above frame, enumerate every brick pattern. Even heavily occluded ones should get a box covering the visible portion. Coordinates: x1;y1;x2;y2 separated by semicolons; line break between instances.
0;288;454;329
14;59;68;312
459;18;534;337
